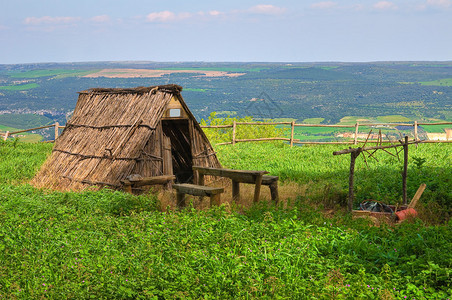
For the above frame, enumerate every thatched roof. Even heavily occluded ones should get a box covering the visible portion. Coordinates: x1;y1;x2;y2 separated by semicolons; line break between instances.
32;84;197;190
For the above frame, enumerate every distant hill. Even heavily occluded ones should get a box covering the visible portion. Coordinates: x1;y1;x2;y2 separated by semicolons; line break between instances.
0;61;451;128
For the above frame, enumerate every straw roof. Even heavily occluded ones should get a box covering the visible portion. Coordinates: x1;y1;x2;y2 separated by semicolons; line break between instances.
32;84;218;191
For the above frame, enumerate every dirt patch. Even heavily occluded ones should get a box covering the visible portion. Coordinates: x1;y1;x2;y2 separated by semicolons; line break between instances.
83;68;245;78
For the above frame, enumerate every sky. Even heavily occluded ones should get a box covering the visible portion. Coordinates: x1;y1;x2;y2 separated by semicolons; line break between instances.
1;0;451;64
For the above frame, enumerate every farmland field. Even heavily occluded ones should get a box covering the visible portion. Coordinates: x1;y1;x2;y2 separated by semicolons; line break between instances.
0;140;451;298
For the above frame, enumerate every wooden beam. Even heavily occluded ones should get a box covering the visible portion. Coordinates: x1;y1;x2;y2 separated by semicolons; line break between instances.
408;183;426;209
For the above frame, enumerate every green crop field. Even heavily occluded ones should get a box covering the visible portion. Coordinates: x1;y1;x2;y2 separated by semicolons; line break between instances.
0;140;451;298
0;83;39;91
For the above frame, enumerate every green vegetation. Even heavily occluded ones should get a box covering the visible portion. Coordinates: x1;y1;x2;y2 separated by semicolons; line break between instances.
0;83;39;91
376;115;412;123
0;114;53;129
0;140;451;298
421;124;451;133
419;78;452;86
7;69;95;79
183;88;209;92
200;113;286;144
302;117;324;124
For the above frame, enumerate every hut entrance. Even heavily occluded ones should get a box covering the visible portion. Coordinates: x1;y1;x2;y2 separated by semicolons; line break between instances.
162;119;193;183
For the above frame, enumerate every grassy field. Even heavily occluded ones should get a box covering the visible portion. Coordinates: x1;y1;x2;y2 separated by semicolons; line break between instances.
0;141;451;298
6;69;95;79
0;83;39;91
419;78;452;86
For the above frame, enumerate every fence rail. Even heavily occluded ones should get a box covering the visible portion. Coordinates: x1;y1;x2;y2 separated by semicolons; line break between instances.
201;120;452;146
1;121;451;145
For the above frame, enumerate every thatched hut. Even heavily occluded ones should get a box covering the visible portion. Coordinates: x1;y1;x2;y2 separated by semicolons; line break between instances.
32;84;221;191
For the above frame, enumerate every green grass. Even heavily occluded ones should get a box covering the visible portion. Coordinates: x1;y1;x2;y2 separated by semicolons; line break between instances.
377;115;412;123
0;83;39;91
0;141;451;298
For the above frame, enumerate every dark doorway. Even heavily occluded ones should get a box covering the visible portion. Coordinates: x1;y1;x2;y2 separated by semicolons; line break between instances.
162;119;193;183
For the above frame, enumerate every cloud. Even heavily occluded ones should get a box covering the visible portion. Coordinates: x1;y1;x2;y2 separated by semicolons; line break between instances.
208;10;222;16
426;0;452;8
146;11;194;22
24;16;81;26
90;15;111;23
310;2;337;9
248;4;286;15
373;1;398;10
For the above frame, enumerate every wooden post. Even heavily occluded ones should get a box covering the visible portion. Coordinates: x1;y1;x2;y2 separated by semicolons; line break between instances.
232;180;240;202
348;149;360;212
354;122;359;145
290;121;295;147
54;122;59;140
253;174;264;203
176;192;186;208
232;120;236;145
3;131;9;141
269;181;279;204
402;135;409;205
414;121;418;142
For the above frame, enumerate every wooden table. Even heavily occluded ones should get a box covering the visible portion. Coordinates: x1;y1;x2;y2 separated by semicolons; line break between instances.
193;166;269;203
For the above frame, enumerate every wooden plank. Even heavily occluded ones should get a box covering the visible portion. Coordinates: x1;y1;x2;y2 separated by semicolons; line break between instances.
294;124;355;128
193;166;268;182
131;175;176;187
236;138;291;142
408;183;426;209
173;183;224;197
162;135;173;176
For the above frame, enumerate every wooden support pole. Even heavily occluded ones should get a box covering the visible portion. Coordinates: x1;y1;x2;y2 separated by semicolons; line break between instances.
269;181;279;204
290;120;295;147
232;180;240;202
348;149;360;212
402;135;409;205
354;122;359;145
54;122;59;140
3;131;9;141
232;120;236;145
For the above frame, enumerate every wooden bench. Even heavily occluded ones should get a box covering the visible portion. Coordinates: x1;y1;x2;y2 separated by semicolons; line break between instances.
122;175;176;193
173;183;224;207
193;166;279;203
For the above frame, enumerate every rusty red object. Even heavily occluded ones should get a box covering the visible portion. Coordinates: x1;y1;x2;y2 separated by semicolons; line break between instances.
395;208;418;221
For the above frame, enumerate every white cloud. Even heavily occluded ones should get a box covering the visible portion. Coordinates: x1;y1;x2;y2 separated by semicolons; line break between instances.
146;11;195;22
426;0;452;8
373;1;398;10
90;15;111;23
248;4;286;15
310;2;337;9
24;16;81;26
146;11;176;22
208;10;222;16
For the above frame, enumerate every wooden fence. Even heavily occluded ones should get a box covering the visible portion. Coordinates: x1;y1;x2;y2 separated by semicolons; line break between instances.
1;121;451;145
201;121;452;146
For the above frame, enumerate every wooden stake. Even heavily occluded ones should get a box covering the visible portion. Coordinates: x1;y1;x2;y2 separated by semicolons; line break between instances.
290;120;295;147
402;136;409;205
414;121;418;148
253;174;264;203
3;131;9;141
232;120;236;145
54;122;60;140
354;122;359;145
348;149;360;211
